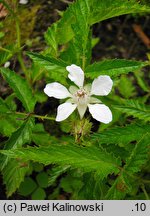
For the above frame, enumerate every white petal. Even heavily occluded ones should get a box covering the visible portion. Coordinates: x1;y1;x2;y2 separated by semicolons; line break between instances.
4;61;10;68
69;85;79;94
91;75;113;96
56;103;77;122
89;97;101;104
44;82;71;99
66;64;84;87
19;0;28;4
88;104;112;123
77;104;87;119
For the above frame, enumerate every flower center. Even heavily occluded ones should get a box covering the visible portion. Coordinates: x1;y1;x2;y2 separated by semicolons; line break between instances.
76;89;87;98
72;88;90;105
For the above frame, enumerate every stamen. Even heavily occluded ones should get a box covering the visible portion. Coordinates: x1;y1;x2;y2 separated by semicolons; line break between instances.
76;89;87;98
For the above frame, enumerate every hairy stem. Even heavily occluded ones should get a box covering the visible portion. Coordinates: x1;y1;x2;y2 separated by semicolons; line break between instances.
6;111;55;121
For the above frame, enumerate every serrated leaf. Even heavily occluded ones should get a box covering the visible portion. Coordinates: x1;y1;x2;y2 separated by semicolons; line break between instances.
105;134;150;199
0;145;121;180
70;0;91;67
47;165;69;187
1;118;34;168
0;97;20;136
2;159;29;197
27;52;67;70
44;0;150;49
3;118;34;151
105;173;132;200
0;68;36;112
92;123;150;148
0;118;34;197
55;5;74;45
27;52;68;82
118;75;136;99
77;173;107;199
113;99;150;122
31;123;57;146
134;70;149;92
89;0;150;25
44;23;58;56
0;45;15;66
125;134;150;173
85;59;148;78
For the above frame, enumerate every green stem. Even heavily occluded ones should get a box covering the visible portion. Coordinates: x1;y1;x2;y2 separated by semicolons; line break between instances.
142;179;150;184
2;0;29;81
141;184;150;200
8;111;56;121
16;20;21;50
82;55;86;71
0;47;11;53
15;3;30;81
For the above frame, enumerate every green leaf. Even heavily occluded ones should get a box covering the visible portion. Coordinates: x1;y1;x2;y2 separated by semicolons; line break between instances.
36;172;48;188
113;99;150;122
0;97;20;136
77;173;107;199
19;177;37;196
134;70;149;92
0;118;34;197
27;52;68;83
53;4;74;45
124;134;150;173
118;75;136;99
31;188;46;200
105;134;150;199
2;119;34;153
60;174;82;194
89;0;150;25
92;123;150;148
0;45;15;66
70;0;91;67
47;165;69;187
31;123;57;146
85;59;148;78
2;159;29;197
0;145;121;179
44;23;58;56
27;52;67;70
44;0;150;48
0;68;36;112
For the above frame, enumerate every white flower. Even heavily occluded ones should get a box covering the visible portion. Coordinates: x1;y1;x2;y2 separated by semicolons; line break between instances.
44;64;113;123
4;61;10;68
19;0;28;4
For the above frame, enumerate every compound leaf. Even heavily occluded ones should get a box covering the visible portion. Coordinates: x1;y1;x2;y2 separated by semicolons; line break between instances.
0;145;121;180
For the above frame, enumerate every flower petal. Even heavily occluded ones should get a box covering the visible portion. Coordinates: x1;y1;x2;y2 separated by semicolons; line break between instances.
56;103;77;122
89;97;101;104
4;61;10;68
69;85;79;94
91;75;113;96
77;104;87;119
66;64;84;87
88;104;112;123
19;0;28;4
44;82;71;99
